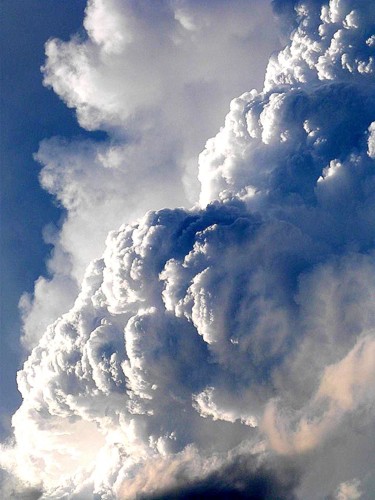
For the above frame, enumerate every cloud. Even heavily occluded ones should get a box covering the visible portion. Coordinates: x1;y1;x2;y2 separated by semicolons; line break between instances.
334;479;362;500
2;0;375;498
0;469;42;500
262;333;375;454
140;453;300;500
21;0;280;349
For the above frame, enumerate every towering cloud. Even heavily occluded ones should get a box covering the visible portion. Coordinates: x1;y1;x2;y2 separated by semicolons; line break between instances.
20;0;279;348
2;0;375;498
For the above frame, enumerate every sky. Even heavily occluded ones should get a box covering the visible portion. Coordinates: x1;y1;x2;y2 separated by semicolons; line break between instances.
1;0;375;499
0;0;89;438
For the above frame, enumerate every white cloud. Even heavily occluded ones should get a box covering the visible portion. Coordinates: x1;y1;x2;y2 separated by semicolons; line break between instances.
335;479;362;500
21;0;280;349
3;0;375;498
193;386;258;427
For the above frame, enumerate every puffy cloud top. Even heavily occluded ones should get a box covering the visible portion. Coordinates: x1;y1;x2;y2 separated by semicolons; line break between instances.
20;0;280;348
199;0;375;208
2;0;375;498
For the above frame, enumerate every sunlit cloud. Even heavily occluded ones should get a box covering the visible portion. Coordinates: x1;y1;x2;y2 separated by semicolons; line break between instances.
2;0;375;498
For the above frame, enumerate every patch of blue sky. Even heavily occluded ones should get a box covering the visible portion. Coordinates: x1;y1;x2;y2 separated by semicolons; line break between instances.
0;0;106;438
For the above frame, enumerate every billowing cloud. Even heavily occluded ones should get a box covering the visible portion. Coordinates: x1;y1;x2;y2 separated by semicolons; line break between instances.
21;0;280;348
2;0;375;498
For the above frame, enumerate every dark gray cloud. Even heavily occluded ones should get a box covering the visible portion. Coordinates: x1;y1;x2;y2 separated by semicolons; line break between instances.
142;454;300;500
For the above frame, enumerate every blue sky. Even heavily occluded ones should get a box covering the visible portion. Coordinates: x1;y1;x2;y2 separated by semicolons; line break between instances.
0;0;87;437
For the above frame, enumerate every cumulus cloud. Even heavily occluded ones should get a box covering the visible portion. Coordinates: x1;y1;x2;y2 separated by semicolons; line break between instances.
334;479;362;500
21;0;280;348
2;0;375;498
